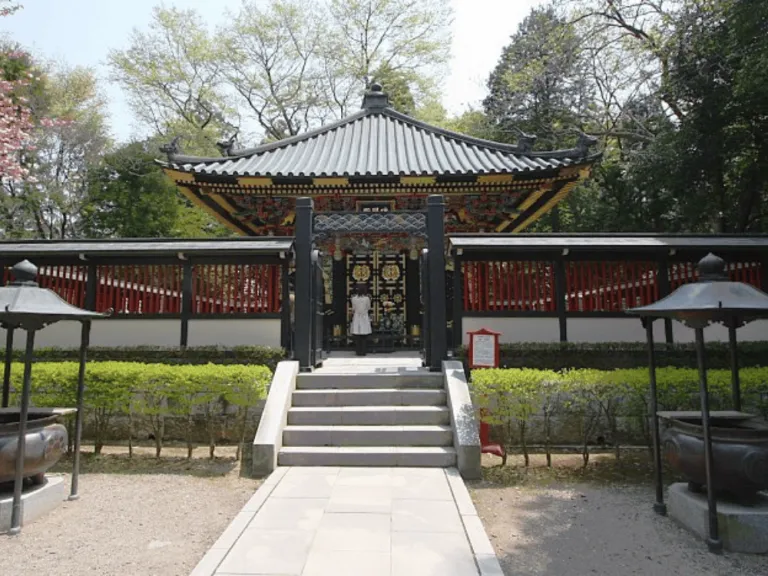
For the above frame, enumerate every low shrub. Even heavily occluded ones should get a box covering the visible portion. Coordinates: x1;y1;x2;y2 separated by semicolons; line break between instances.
14;346;286;370
7;362;271;459
456;341;768;371
472;367;768;467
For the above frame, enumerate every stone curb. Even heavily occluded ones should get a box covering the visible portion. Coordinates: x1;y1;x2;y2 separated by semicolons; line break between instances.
252;361;299;477
445;468;504;576
188;467;286;576
443;360;482;479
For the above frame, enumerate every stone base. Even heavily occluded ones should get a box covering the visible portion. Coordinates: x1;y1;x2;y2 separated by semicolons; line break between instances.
0;475;66;533
667;482;768;554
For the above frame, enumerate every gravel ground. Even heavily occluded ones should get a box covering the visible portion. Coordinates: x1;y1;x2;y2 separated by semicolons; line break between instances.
0;448;260;576
471;482;768;576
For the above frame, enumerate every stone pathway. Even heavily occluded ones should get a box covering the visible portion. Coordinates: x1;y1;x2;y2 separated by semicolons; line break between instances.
190;466;502;576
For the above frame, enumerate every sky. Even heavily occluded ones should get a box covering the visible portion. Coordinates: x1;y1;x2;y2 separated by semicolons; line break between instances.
1;0;546;143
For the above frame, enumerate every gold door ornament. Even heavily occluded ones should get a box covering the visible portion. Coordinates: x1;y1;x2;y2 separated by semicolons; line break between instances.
381;263;401;281
352;264;371;282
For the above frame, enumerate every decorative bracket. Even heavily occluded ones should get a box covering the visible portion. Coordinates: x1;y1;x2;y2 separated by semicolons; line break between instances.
313;211;427;239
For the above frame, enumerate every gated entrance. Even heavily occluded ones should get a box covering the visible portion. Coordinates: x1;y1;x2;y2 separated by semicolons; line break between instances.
294;195;446;371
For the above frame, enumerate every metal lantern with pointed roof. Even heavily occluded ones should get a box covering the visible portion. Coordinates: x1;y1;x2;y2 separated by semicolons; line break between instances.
627;252;768;553
0;260;104;535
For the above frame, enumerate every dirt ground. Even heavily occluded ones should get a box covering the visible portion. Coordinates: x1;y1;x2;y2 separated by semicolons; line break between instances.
0;445;260;576
471;452;768;576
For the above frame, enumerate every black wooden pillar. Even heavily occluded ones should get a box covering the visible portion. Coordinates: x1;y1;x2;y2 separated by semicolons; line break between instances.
452;252;463;351
427;195;446;371
180;259;193;347
332;256;347;346
295;197;314;370
554;258;567;342
657;258;674;344
281;260;291;351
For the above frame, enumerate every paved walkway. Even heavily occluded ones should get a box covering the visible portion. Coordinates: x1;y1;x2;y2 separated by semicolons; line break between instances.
190;466;502;576
314;353;425;374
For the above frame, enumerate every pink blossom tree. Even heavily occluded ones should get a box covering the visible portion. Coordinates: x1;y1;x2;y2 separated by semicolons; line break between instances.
0;2;34;182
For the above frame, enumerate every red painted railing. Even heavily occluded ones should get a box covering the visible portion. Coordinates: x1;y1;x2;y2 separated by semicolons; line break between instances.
565;261;659;312
95;264;183;314
3;263;282;315
192;264;281;314
464;260;763;313
463;261;556;312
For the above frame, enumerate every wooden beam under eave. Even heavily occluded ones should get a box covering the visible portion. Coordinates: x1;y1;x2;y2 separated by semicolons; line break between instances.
400;176;437;185
238;176;273;187
516;183;553;212
202;188;264;236
511;180;580;233
164;168;195;184
176;185;248;236
312;177;349;187
478;174;514;184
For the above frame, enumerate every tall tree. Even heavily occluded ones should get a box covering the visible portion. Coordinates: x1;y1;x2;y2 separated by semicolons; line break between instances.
83;141;229;238
322;0;452;117
220;0;327;140
108;6;233;154
484;7;591;150
109;0;453;148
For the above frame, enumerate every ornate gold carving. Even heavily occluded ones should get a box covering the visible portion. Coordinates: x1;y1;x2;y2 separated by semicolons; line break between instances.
352;264;371;282
381;263;401;281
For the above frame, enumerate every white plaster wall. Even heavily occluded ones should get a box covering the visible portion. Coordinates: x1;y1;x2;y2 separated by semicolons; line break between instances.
462;317;560;345
0;319;182;349
187;319;281;348
671;319;768;343
92;320;181;347
568;318;666;343
462;316;768;345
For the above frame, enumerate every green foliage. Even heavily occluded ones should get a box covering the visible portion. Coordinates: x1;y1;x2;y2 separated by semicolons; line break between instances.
473;368;558;465
484;6;589;150
8;361;272;458
82;140;228;239
471;365;768;466
456;341;768;372
15;345;286;371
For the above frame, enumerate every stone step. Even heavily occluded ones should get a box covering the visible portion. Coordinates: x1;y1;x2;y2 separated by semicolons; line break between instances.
277;446;457;467
282;425;453;447
291;388;447;407
287;405;451;426
296;373;443;390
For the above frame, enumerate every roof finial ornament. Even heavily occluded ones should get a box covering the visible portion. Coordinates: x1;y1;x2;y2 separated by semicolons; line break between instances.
361;82;390;111
216;131;239;157
575;132;598;157
515;129;537;153
10;260;38;286
159;136;182;162
698;253;728;282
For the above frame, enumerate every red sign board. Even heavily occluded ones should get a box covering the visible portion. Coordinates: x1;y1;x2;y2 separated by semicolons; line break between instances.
467;327;500;369
467;328;505;459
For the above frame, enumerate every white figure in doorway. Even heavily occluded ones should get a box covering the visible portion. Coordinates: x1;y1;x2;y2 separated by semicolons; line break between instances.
350;283;372;356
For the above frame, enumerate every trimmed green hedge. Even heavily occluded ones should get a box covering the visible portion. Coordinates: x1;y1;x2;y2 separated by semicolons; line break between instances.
471;367;768;467
457;341;768;371
8;362;272;459
10;346;286;370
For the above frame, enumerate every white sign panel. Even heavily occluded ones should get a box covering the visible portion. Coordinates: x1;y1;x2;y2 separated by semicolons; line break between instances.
471;334;496;367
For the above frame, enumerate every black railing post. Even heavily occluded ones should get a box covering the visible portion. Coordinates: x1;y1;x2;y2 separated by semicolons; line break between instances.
555;258;567;342
452;251;463;352
180;259;193;347
295;197;314;370
657;258;674;344
281;261;291;352
427;195;446;371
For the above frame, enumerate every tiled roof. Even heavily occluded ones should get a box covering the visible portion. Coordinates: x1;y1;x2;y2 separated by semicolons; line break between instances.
163;87;598;179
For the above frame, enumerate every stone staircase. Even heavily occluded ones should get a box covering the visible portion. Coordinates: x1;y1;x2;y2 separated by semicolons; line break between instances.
277;371;458;467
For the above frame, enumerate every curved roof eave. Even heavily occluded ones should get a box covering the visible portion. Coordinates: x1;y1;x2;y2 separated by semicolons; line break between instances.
158;107;601;178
